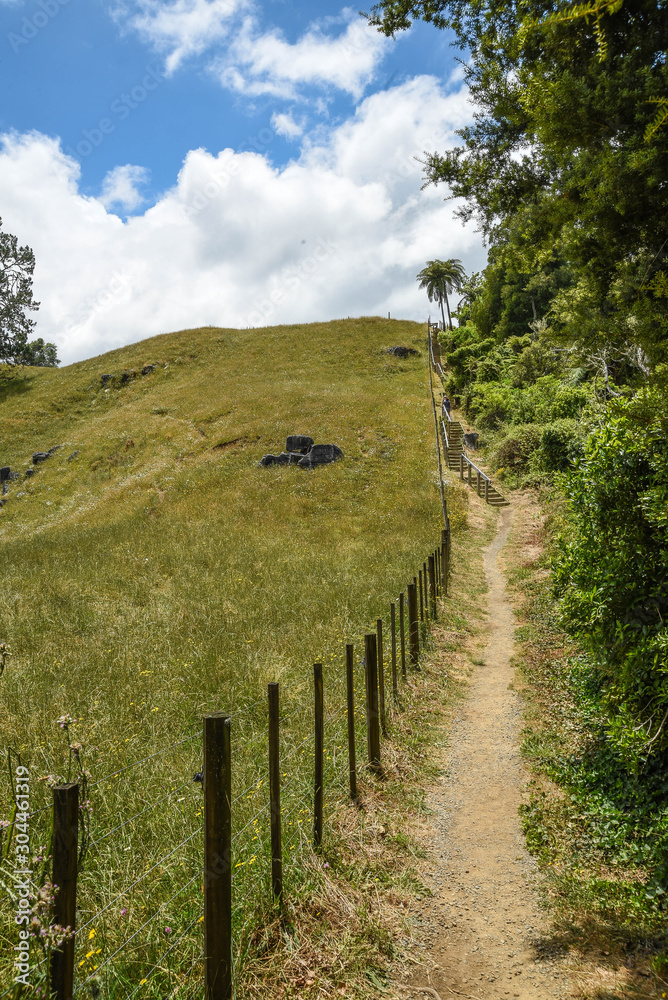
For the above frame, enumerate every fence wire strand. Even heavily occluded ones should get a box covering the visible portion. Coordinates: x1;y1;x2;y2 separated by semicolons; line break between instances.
2;545;443;999
88;735;200;790
88;780;194;849
74;873;201;994
120;911;203;1000
76;828;200;936
232;803;269;844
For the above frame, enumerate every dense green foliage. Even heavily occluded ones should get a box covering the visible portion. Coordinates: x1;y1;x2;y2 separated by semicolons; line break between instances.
437;320;595;480
517;567;668;938
554;385;668;766
367;0;668;361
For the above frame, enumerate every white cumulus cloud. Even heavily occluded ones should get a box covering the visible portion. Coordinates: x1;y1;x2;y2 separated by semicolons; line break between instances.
111;0;248;75
100;164;150;212
0;77;485;365
215;14;391;100
271;112;304;140
111;2;391;101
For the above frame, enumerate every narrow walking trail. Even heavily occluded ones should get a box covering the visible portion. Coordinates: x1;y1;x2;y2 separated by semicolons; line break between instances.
403;505;576;1000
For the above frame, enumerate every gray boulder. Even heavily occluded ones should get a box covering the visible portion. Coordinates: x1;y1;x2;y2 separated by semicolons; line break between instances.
298;444;344;468
9;471;19;480
101;374;113;384
33;452;49;464
0;467;9;483
387;346;419;358
260;452;305;467
47;445;61;456
463;432;479;449
141;364;157;376
67;451;79;462
24;469;35;477
286;435;314;454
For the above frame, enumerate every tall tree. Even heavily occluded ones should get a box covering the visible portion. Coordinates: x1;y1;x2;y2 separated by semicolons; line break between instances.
0;218;58;368
417;258;467;329
367;0;668;360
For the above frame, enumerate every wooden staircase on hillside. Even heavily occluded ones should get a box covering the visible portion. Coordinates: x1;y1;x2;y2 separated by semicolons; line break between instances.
441;418;510;507
429;323;509;507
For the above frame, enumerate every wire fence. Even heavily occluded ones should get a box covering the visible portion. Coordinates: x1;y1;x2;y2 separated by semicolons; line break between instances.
1;347;454;999
0;527;450;1000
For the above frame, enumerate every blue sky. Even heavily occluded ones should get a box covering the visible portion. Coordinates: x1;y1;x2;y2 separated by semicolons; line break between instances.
0;0;485;363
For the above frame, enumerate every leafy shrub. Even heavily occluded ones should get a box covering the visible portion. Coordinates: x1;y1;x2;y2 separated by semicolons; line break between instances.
553;387;668;768
445;336;496;389
538;419;583;471
509;341;561;387
468;382;513;428
551;384;590;419
490;423;542;469
476;357;501;382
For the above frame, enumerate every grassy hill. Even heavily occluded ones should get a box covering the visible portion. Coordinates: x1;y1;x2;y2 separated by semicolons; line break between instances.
0;317;467;996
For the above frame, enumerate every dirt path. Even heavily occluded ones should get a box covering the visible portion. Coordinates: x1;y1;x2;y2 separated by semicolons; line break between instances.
403;504;578;1000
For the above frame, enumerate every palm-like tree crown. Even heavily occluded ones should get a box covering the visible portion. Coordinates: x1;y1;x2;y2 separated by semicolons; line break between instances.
416;258;467;330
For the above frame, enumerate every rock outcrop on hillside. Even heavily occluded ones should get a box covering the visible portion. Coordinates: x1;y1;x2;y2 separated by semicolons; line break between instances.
259;436;343;470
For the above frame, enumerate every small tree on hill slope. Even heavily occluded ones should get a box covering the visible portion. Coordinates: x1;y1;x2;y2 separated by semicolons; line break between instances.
0;218;59;368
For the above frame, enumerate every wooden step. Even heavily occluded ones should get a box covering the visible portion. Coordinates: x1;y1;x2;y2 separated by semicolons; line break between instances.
442;415;509;506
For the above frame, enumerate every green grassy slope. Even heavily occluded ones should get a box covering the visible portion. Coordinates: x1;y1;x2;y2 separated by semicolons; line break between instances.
0;317;466;995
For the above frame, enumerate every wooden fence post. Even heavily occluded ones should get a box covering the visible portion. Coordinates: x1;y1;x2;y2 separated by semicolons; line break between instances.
346;644;357;801
50;783;78;1000
376;618;386;736
407;582;419;668
314;663;324;849
423;561;429;619
364;633;381;772
204;713;232;1000
459;453;464;481
418;570;424;622
485;478;489;503
267;683;282;906
391;602;398;702
441;528;449;598
428;554;437;620
399;592;406;680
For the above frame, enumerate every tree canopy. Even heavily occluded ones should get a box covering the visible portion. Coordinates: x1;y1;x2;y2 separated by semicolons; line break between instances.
367;0;668;361
416;258;466;329
0;218;58;368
